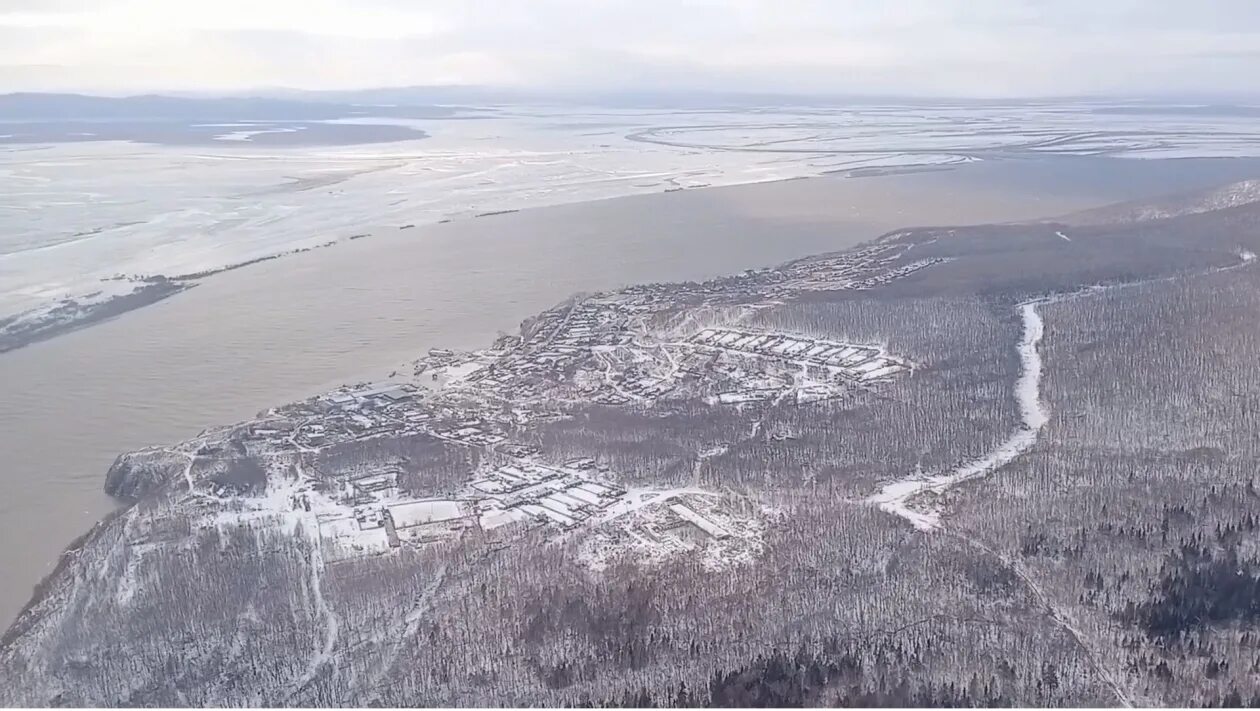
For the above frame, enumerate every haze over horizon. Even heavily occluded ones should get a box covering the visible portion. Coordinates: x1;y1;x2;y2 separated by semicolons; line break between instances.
2;0;1260;99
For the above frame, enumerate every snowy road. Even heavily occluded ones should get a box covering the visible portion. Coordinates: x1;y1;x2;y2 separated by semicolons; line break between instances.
868;301;1047;530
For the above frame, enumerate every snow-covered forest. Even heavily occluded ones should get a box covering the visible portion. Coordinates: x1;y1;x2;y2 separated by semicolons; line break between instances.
5;181;1260;706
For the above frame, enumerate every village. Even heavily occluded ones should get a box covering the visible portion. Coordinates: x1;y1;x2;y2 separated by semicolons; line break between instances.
222;215;934;474
222;443;762;569
196;239;938;566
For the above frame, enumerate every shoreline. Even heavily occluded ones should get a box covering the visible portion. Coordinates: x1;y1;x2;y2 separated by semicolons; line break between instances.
0;280;190;355
2;156;1259;629
0;168;931;356
0;504;129;650
2;155;964;356
7;153;1260;358
0;178;782;356
0;185;1058;647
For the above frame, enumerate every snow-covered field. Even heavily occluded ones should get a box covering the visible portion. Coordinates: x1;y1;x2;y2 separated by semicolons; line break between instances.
4;101;1260;335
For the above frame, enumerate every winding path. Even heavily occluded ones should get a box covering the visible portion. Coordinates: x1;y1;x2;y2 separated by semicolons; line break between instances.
870;247;1256;529
859;252;1260;705
953;533;1137;707
290;457;340;698
867;301;1048;529
864;299;1138;706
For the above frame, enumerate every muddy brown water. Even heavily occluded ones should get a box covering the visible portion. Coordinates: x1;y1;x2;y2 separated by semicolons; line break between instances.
3;155;1259;628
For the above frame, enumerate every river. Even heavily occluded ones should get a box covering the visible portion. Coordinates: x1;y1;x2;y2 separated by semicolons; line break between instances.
3;156;1260;628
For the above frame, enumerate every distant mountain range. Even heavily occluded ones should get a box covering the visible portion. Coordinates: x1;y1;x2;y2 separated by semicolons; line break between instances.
0;92;462;122
4;88;1259;121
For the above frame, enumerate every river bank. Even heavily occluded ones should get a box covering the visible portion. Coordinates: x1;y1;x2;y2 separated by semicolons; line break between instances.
3;156;1260;627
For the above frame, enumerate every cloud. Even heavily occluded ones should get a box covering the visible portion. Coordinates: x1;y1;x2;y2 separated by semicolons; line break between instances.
1;0;1258;97
0;0;449;38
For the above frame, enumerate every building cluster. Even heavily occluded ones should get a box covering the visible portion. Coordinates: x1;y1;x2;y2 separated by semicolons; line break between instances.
469;298;639;387
223;383;423;456
313;457;641;559
312;453;750;564
258;382;426;450
776;243;903;291
689;328;909;382
470;459;626;531
850;258;948;290
316;494;473;557
578;492;763;573
257;378;515;454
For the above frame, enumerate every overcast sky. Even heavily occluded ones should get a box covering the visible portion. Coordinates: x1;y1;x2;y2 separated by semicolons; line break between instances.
1;0;1258;97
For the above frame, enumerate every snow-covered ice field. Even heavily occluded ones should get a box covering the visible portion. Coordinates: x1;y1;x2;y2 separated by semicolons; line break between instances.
5;101;1260;332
